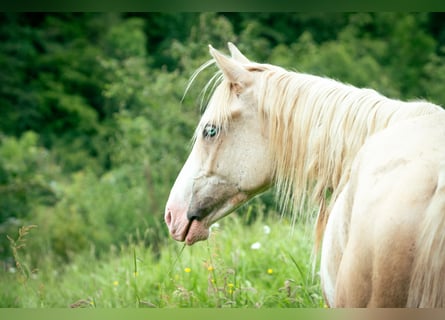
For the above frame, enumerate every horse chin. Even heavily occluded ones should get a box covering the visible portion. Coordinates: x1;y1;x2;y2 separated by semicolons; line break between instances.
184;219;210;245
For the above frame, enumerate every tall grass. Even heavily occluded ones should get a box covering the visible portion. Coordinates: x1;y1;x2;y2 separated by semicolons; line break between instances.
1;213;324;308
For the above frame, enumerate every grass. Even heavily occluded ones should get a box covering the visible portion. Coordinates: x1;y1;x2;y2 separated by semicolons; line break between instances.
1;213;324;308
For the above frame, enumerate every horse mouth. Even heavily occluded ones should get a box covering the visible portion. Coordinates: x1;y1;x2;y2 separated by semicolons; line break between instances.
182;192;250;245
183;218;210;245
183;217;196;242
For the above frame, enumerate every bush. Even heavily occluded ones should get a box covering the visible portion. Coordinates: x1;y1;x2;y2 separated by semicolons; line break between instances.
0;131;59;259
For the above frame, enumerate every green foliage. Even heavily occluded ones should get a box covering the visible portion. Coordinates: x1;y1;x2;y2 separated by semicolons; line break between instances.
422;52;445;105
1;13;445;307
6;225;38;283
104;18;147;60
0;132;59;257
0;214;323;308
165;13;237;74
32;168;154;262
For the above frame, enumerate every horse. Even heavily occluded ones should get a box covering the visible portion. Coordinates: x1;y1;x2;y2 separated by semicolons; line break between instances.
164;43;445;307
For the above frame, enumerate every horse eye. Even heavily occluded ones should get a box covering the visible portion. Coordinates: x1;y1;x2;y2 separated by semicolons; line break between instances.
203;124;219;139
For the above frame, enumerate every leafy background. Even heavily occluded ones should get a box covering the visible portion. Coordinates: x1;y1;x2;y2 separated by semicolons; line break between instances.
1;13;445;307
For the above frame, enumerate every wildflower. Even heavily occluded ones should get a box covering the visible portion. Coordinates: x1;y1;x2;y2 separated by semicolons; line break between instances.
184;267;191;273
263;225;271;235
207;265;214;272
250;242;261;250
227;283;234;294
113;280;119;286
267;268;273;275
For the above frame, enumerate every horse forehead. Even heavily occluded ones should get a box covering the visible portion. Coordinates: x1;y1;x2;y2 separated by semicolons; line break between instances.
200;102;244;129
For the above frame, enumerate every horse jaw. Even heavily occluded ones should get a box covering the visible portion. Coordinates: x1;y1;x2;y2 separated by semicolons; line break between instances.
184;192;249;245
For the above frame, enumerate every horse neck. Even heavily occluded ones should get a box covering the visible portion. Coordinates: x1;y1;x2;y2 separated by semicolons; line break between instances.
257;70;441;219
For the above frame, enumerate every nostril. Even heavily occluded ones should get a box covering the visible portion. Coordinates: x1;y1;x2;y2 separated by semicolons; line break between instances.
165;210;172;226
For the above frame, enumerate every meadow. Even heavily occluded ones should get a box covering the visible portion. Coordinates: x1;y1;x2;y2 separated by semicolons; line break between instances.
2;13;444;311
1;211;323;308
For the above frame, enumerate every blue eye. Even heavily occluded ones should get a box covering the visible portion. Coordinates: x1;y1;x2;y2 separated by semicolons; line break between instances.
203;124;219;138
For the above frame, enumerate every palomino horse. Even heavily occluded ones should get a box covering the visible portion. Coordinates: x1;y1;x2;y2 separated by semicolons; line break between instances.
164;43;445;307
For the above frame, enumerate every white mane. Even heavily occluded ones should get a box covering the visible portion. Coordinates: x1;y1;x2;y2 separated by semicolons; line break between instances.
189;59;443;246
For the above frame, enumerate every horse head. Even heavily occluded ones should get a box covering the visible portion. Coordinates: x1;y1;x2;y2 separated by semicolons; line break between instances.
164;43;273;245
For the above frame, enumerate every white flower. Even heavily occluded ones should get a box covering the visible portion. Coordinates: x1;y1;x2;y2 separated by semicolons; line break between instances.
250;242;261;250
263;225;271;235
209;222;219;233
209;222;220;232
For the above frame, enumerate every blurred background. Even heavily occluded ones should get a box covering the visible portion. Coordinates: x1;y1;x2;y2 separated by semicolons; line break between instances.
1;12;445;268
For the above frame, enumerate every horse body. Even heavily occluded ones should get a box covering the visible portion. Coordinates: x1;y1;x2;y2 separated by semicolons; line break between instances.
164;43;445;307
322;114;445;307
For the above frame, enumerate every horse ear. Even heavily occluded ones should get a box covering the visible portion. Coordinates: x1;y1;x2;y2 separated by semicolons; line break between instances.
209;45;253;93
228;42;250;64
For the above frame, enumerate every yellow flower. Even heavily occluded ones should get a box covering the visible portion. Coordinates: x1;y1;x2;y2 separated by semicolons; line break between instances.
207;266;214;272
113;280;119;286
267;268;273;275
184;267;191;273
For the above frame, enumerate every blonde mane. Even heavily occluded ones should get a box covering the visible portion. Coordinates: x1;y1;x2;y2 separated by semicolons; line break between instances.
256;68;442;246
189;59;443;247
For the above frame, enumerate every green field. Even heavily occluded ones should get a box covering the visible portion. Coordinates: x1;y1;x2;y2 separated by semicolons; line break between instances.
1;213;323;308
2;13;444;310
